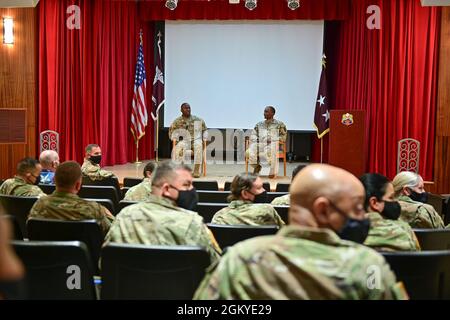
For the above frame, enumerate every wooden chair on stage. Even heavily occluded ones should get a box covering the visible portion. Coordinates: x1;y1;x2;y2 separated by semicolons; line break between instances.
172;139;207;177
245;137;287;177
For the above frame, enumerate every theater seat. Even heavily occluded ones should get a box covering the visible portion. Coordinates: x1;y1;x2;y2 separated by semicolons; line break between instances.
0;195;38;238
412;229;450;250
78;185;120;211
117;200;138;213
123;177;143;188
275;183;290;192
101;244;210;300
193;180;219;191
0;214;23;240
27;218;103;272
83;198;115;216
12;241;96;300
381;251;450;300
224;181;270;192
207;223;279;249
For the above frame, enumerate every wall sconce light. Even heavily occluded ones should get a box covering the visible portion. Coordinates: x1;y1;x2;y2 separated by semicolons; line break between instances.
3;18;14;44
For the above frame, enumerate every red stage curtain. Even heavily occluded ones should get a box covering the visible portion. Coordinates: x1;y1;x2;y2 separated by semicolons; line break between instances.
312;0;440;181
38;0;154;166
138;0;350;21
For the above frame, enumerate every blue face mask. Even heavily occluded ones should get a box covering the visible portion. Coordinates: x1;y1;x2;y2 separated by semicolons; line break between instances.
329;201;370;244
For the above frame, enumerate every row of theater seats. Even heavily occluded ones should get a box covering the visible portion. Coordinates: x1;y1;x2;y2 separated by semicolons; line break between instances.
2;177;450;299
5;222;450;300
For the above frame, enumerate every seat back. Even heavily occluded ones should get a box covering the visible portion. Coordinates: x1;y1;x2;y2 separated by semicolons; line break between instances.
78;185;120;211
27;218;103;271
382;251;450;299
123;177;142;188
101;244;210;299
273;205;289;223
82;176;121;196
121;187;130;199
193;180;219;191
38;184;56;195
118;200;138;213
275;183;290;192
0;195;38;238
196;203;228;223
12;240;96;300
197;190;230;203
413;229;450;250
267;192;288;202
207;224;278;249
84;198;116;216
0;214;23;240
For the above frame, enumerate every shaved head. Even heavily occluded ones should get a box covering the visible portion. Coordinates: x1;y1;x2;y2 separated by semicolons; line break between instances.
289;164;365;231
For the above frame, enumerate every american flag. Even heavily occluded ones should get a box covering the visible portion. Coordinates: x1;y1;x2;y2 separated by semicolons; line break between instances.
313;54;330;139
131;31;148;141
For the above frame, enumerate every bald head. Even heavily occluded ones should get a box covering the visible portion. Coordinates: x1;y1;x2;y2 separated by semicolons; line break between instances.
289;164;365;232
39;150;60;171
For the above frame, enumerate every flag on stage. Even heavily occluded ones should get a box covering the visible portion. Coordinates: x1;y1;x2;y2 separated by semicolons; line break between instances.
131;30;148;141
151;22;165;122
313;54;330;139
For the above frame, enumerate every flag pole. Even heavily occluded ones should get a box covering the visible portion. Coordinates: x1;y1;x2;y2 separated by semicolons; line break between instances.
156;117;159;162
320;138;323;164
135;138;142;164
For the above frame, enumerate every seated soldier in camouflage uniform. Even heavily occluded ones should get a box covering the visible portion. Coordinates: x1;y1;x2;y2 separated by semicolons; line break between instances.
104;161;221;264
246;106;287;178
194;164;408;300
271;164;306;206
39;150;60;185
361;173;420;251
212;173;285;227
393;171;444;229
169;103;207;178
28;161;115;236
81;144;117;181
123;161;157;201
0;157;45;197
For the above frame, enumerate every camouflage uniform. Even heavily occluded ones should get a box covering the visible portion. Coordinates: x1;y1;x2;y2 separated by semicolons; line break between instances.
123;178;152;201
28;191;114;235
271;194;290;206
0;177;45;197
397;195;445;229
194;225;408;300
364;211;420;252
211;200;285;228
104;194;221;264
169;115;207;165
81;159;117;181
247;119;287;175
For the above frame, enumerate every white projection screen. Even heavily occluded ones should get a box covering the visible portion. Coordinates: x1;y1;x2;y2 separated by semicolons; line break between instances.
164;21;324;131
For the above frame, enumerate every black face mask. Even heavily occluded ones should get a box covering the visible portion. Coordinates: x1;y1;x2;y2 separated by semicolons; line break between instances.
381;201;401;220
409;190;428;204
89;155;102;165
329;201;370;244
252;191;268;204
171;186;199;211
